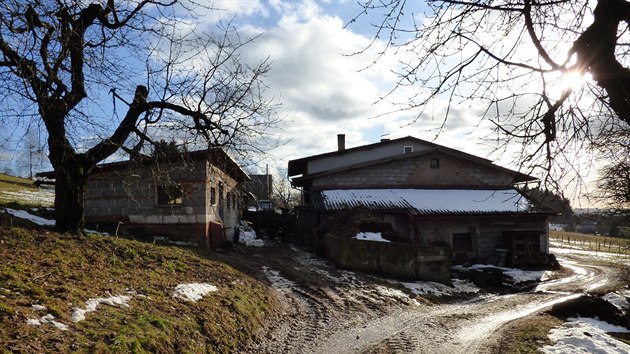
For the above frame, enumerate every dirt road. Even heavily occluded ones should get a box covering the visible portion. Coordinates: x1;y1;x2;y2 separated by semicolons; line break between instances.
222;241;628;353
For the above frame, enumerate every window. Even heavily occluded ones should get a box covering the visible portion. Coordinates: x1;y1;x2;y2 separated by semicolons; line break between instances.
453;233;473;251
227;192;232;208
156;185;183;205
403;146;414;154
210;187;217;205
430;158;440;168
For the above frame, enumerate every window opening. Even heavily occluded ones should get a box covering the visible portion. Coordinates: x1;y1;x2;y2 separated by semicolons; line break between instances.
156;185;183;205
453;233;472;251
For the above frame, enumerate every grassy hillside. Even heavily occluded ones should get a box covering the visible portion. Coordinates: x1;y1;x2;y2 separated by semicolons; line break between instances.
0;224;276;353
0;173;53;207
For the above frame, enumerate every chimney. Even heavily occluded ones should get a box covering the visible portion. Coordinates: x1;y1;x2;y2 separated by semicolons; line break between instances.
337;134;346;151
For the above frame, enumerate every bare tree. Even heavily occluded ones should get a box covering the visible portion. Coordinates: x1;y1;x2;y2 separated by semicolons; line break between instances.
271;169;300;210
16;127;46;179
0;1;279;234
592;125;630;210
353;1;630;195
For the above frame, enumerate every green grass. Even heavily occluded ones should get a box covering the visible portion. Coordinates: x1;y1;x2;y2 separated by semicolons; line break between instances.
550;230;630;254
0;173;38;192
0;224;276;353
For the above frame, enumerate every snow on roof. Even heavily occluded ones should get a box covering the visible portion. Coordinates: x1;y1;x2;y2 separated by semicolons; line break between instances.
315;189;534;215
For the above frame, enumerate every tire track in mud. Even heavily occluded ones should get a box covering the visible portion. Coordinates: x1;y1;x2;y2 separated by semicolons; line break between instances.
247;243;411;353
240;243;623;354
315;253;620;354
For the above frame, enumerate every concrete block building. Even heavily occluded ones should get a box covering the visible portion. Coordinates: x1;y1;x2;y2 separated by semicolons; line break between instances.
83;149;248;248
289;135;555;266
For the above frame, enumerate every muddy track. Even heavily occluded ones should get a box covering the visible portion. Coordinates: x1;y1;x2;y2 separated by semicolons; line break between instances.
222;242;626;354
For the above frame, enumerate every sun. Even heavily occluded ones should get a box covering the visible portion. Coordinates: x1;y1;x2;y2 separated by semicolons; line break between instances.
560;71;591;92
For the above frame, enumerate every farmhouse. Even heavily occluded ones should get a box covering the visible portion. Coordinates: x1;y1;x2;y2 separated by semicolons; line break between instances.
289;135;556;267
40;149;248;249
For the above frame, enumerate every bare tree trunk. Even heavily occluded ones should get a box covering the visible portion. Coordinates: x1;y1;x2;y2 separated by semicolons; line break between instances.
53;165;88;235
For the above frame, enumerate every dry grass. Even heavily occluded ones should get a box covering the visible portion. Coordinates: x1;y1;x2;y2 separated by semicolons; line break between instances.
493;313;564;354
0;174;53;207
0;224;276;353
550;230;630;255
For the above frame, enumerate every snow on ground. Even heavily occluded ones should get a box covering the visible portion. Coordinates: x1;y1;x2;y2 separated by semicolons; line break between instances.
72;295;132;322
550;244;630;266
353;232;390;242
540;317;630;354
603;290;630;312
172;283;218;302
26;314;69;331
401;279;480;297
2;207;110;235
0;189;54;206
375;285;420;305
262;266;295;289
239;222;264;247
4;208;55;226
453;264;547;284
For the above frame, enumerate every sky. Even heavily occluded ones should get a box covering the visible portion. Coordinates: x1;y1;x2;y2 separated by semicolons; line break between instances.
0;0;601;207
201;0;497;169
194;0;599;207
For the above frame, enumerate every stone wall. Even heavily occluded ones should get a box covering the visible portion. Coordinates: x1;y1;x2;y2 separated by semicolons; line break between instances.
322;234;452;283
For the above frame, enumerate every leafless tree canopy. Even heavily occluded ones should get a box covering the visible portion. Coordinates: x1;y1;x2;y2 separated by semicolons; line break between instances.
354;0;630;203
0;0;280;233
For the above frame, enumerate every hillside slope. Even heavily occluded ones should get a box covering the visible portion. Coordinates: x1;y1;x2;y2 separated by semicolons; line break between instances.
0;224;276;353
0;173;53;206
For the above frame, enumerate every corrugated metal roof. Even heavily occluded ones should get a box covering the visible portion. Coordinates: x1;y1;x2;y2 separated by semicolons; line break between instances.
312;189;536;215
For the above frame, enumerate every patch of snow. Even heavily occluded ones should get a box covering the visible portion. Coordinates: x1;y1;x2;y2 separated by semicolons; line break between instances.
3;208;55;226
402;279;479;297
27;314;68;331
2;207;111;235
72;295;132;322
550;246;630;266
0;190;54;205
454;264;546;284
502;268;546;284
31;304;46;311
375;285;419;305
541;317;630;354
603;290;630;312
239;222;264;247
262;266;295;289
353;232;390;243
172;283;218;302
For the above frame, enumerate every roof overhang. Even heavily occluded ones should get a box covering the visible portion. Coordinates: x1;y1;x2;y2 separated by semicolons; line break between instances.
310;188;555;216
